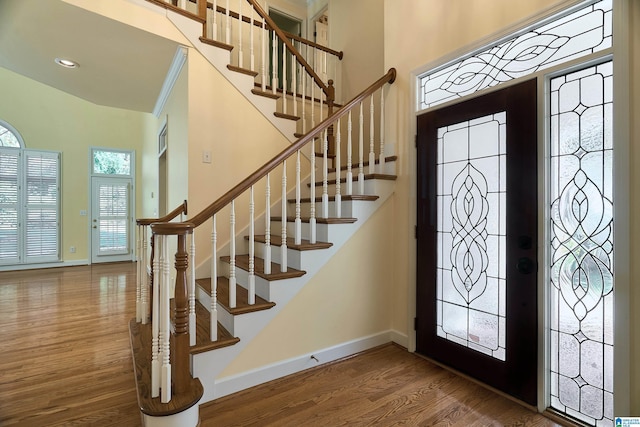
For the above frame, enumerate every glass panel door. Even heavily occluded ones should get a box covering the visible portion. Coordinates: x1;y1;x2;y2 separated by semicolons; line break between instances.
91;177;132;263
416;79;538;405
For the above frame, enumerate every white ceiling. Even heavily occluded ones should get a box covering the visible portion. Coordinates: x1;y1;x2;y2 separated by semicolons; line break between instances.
0;0;181;113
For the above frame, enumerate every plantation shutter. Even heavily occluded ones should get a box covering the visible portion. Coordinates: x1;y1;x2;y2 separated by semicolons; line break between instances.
0;149;20;264
24;150;60;263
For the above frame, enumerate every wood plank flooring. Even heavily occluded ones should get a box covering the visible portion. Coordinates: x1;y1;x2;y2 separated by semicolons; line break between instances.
1;263;562;426
200;344;561;427
0;263;141;426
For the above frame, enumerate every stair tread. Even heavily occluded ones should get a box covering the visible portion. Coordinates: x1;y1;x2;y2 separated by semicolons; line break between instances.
220;254;306;280
227;64;259;77
309;173;397;187
196;277;275;315
191;301;240;354
251;88;280;99
129;320;204;416
274;111;301;121
288;195;379;203
245;234;333;250
272;216;358;224
199;36;233;51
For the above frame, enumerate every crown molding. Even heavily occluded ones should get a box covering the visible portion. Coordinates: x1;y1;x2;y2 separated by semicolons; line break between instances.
153;45;188;118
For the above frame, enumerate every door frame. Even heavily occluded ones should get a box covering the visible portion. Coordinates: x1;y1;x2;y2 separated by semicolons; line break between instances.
409;0;631;416
88;147;136;264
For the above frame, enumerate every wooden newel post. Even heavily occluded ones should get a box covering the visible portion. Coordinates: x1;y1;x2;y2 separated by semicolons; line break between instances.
173;229;191;394
327;79;336;156
150;222;194;396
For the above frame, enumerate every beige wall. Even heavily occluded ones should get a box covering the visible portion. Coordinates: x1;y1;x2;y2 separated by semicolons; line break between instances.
384;0;639;413
0;66;151;263
329;0;384;104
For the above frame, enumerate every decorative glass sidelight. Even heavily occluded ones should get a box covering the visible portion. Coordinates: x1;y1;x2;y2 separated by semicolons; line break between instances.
436;112;507;361
549;61;613;426
419;0;612;110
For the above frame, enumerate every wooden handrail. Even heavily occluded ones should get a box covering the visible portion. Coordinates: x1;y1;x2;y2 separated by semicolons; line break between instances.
188;68;396;228
282;30;343;60
246;0;329;95
137;200;188;226
206;3;343;60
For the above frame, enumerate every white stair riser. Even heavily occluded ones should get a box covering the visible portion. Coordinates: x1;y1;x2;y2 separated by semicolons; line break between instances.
253;241;317;271
285;199;355;218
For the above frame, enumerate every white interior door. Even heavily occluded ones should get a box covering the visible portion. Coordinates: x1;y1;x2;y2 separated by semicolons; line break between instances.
91;177;132;263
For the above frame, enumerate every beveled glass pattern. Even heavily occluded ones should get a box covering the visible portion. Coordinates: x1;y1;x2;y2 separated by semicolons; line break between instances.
549;61;613;426
436;112;507;361
419;0;612;110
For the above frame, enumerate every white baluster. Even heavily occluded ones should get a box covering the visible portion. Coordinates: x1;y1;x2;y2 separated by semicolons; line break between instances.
225;0;230;45
161;235;171;403
280;160;288;272
248;186;256;305
151;234;161;398
212;0;218;40
322;51;328;84
309;140;317;244
142;226;149;323
322;130;329;218
210;215;218;341
369;95;376;174
295;150;301;245
358;102;365;195
301;57;306;134
189;231;196;346
229;200;236;308
282;40;287;115
271;31;277;94
238;0;243;68
261;18;266;92
346;111;353;196
335;118;342;218
380;89;386;173
136;225;141;322
311;76;315;129
264;173;272;274
178;0;187;10
250;7;255;72
292;46;297;118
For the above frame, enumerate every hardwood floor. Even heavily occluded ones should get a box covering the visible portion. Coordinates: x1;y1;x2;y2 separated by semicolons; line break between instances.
200;344;561;427
0;263;140;426
1;263;561;426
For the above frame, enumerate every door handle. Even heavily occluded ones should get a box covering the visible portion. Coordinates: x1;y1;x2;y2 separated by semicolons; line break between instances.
517;257;535;274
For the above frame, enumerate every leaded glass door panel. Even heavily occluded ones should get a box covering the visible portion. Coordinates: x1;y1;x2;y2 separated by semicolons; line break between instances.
416;79;538;405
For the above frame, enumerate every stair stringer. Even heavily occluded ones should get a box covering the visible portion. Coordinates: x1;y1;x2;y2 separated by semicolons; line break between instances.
191;178;395;404
166;10;297;142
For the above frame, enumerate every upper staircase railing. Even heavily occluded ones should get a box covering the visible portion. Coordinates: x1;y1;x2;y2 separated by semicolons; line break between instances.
136;68;396;409
147;0;343;137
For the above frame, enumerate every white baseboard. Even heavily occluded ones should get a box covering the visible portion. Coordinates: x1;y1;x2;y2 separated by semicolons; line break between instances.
0;259;89;272
389;329;409;349
213;331;395;399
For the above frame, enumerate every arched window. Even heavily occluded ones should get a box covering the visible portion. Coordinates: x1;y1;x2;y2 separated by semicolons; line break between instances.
0;120;24;148
0;119;60;267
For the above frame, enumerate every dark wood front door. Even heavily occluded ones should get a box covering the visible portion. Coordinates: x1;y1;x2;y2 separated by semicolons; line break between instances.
416;79;538;405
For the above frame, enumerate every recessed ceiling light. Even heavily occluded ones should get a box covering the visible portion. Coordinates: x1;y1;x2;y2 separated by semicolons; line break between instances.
55;58;78;69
